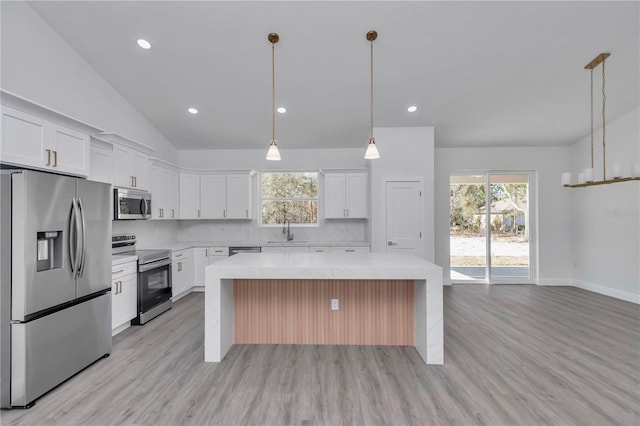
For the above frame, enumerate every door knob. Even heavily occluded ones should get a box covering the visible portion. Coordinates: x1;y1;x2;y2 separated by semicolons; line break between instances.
387;241;397;246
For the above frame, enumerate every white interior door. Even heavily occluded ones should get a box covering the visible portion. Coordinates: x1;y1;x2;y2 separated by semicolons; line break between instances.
386;181;424;258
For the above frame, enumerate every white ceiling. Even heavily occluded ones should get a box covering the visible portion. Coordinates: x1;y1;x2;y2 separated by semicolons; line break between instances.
27;1;639;150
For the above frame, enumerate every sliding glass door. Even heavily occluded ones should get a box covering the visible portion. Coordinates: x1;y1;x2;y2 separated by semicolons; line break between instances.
449;172;534;283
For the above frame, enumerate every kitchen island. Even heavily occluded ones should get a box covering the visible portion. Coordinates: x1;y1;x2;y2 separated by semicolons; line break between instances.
204;252;443;364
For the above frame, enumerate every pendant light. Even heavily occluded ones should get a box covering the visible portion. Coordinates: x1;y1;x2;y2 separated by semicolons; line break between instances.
364;30;381;160
266;32;281;161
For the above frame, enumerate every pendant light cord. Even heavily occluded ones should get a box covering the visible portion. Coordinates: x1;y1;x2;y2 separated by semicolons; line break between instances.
272;42;276;142
602;57;606;180
590;69;594;168
370;39;374;139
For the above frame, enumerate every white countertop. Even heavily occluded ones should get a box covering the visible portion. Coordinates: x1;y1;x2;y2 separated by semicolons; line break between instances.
111;254;138;265
208;252;441;280
139;240;371;252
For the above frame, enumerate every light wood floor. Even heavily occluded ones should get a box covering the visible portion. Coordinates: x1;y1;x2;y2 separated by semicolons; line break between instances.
2;285;639;425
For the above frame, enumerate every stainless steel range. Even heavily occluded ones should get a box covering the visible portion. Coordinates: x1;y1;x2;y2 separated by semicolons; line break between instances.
112;234;172;324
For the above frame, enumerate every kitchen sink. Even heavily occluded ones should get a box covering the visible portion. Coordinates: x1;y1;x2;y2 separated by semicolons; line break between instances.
266;240;307;244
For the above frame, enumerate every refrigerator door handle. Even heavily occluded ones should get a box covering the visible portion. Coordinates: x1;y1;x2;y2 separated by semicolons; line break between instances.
77;197;87;278
72;198;82;278
68;198;78;274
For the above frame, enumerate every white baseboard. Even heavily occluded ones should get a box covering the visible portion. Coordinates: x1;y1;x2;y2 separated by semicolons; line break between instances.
536;278;573;286
192;286;204;292
572;279;640;304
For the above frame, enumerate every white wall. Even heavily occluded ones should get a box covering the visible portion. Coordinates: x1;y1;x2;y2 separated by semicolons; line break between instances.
434;146;573;283
177;148;368;244
0;2;177;162
178;148;365;171
370;127;435;261
568;107;639;302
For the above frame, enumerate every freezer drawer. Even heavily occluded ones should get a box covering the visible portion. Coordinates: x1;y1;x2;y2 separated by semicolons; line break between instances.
10;293;111;407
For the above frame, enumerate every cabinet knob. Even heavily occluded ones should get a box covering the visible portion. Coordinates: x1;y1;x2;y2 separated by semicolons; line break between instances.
52;150;58;167
46;149;51;166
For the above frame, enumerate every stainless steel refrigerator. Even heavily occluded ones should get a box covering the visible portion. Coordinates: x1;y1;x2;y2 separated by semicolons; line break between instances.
0;169;112;408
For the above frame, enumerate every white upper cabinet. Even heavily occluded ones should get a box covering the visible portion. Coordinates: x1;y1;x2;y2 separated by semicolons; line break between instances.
149;161;179;219
113;144;148;190
165;168;179;219
324;172;368;219
49;123;89;176
226;174;252;219
180;172;253;220
89;138;113;184
179;173;201;219
201;174;226;219
324;174;347;218
1;106;89;177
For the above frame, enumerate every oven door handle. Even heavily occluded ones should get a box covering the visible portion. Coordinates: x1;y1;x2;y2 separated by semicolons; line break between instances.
139;258;172;273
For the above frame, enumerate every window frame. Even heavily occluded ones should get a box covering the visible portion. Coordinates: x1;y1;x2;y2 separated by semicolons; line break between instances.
259;170;320;227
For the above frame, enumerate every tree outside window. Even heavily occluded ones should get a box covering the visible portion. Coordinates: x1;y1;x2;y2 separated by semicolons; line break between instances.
261;172;318;225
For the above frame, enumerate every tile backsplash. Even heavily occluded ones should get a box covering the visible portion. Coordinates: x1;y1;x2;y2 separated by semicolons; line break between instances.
176;219;367;243
113;219;367;247
112;220;179;247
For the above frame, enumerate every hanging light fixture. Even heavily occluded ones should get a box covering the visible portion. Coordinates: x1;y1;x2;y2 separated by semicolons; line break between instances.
266;32;281;161
562;52;639;188
364;30;381;160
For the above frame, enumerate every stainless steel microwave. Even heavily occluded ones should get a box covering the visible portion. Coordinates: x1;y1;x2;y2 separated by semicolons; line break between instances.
113;187;151;220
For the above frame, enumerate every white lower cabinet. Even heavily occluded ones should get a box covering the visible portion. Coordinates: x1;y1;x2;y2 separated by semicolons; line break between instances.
329;246;371;253
310;246;330;253
172;249;194;300
286;246;310;253
261;246;284;253
207;247;229;265
111;261;137;335
194;247;208;287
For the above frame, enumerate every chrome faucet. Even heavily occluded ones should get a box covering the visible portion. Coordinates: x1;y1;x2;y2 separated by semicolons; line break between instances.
283;219;294;241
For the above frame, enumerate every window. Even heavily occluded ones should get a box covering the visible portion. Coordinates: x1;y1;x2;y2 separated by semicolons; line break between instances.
260;172;318;225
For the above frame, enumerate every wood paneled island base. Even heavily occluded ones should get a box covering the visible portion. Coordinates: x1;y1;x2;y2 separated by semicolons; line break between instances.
205;252;443;364
234;279;414;346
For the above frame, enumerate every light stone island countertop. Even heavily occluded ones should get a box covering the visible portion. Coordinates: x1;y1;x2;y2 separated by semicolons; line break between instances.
139;240;371;252
209;252;441;280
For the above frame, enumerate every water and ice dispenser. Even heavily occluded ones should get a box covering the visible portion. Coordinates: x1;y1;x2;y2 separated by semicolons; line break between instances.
36;231;62;272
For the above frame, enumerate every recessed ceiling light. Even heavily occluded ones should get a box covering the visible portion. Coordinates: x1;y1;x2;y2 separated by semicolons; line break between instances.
407;106;418;112
137;39;151;49
277;107;286;114
188;107;198;114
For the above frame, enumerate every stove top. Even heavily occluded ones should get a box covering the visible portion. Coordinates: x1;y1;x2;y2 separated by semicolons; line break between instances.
112;233;170;264
117;249;171;265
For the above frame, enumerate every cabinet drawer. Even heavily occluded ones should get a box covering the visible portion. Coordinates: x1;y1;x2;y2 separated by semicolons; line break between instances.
309;246;330;253
329;246;370;253
111;262;137;280
207;247;228;256
172;250;191;262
